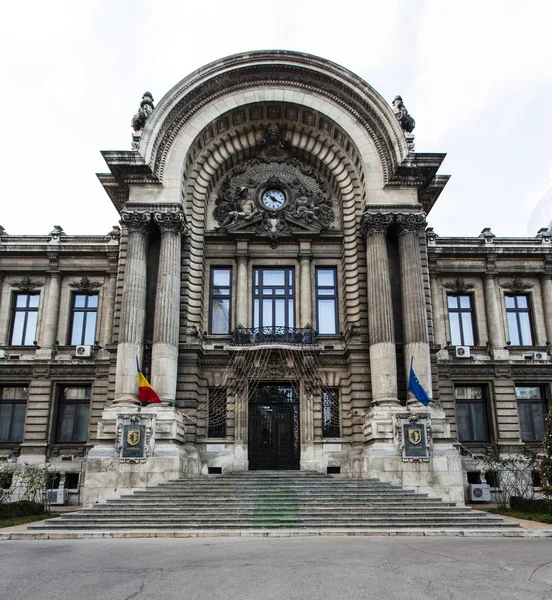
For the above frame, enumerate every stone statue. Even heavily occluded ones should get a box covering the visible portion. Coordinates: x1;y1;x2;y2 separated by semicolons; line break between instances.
131;92;155;132
291;187;323;225
392;95;416;134
216;187;258;228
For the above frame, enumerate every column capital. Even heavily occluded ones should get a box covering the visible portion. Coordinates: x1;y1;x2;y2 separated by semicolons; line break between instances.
120;210;151;234
395;212;427;236
236;254;249;266
360;211;394;237
153;211;187;235
540;273;552;282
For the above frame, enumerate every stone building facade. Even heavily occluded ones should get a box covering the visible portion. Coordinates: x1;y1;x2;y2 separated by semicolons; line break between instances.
0;52;550;506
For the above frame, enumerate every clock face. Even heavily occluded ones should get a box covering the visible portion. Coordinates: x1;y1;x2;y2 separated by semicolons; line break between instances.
261;188;286;210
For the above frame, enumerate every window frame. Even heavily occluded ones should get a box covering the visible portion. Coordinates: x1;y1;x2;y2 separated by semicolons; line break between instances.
209;267;232;335
515;385;548;442
9;293;40;346
68;292;99;346
505;294;534;346
252;267;295;330
447;293;475;346
54;386;91;444
0;386;28;443
316;267;338;335
454;385;491;443
322;388;340;438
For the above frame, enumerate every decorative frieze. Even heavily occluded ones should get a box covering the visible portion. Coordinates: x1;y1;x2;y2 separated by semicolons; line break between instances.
68;276;104;292
499;278;534;292
10;276;44;291
442;277;477;293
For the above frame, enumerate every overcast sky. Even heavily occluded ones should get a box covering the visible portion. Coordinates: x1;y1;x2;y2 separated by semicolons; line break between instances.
1;0;551;238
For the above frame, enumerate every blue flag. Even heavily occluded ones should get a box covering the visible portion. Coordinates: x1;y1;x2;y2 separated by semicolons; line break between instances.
408;358;431;406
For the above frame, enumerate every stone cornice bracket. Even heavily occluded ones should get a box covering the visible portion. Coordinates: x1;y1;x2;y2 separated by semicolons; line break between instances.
68;276;104;292
499;278;534;292
10;276;45;291
426;227;438;246
120;210;151;234
442;277;476;293
395;212;427;236
152;211;188;235
360;211;394;237
479;227;496;244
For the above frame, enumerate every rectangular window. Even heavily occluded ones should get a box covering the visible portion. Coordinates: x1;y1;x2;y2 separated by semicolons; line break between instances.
207;387;227;438
447;295;475;346
253;268;295;329
515;386;548;442
505;295;533;346
0;387;28;443
322;388;340;438
69;293;98;345
316;268;338;335
209;268;232;334
55;387;91;443
455;385;490;442
10;293;39;346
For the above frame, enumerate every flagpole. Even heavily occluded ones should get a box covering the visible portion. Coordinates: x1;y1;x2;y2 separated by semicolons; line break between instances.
407;356;413;409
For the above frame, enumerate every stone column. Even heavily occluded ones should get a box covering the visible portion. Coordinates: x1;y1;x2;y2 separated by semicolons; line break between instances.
100;255;118;347
113;211;151;406
362;212;398;405
430;272;446;348
299;254;313;327
540;274;552;344
36;261;61;359
151;212;187;402
483;273;504;349
235;254;249;328
396;212;432;403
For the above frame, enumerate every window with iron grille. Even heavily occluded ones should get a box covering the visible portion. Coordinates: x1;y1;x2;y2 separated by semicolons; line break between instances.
69;293;98;345
505;295;533;346
209;268;232;334
207;387;227;438
0;386;28;443
10;293;39;346
447;295;475;346
316;268;338;335
55;386;90;443
455;385;490;442
515;386;548;442
322;388;340;438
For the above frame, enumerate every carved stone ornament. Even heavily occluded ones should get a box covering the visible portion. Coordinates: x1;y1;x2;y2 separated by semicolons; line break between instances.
442;277;477;293
10;276;44;291
499;278;534;292
131;92;154;132
256;124;291;154
396;212;427;236
213;158;335;247
153;211;188;235
120;210;151;234
360;212;394;237
68;276;104;292
392;96;416;134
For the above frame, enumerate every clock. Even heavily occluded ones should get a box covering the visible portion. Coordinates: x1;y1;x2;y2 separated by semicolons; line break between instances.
261;188;286;210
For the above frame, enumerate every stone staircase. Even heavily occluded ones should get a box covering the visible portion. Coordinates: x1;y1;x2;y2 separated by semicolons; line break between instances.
29;471;517;532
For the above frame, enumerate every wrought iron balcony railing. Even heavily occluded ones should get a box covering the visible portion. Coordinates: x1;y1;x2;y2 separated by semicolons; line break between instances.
231;326;317;346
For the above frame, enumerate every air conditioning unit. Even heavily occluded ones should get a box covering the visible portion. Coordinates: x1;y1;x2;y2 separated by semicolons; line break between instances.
75;345;92;357
47;488;69;505
469;483;491;502
455;346;471;358
532;351;548;361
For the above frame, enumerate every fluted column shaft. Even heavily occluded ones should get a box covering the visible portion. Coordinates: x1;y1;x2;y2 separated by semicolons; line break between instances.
430;273;446;348
236;255;249;327
101;265;117;347
483;274;504;348
396;212;432;403
114;211;150;405
540;274;552;344
363;212;398;405
299;255;312;327
151;212;186;402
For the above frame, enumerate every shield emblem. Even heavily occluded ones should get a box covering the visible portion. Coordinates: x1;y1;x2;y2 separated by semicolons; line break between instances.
408;429;422;445
127;429;141;446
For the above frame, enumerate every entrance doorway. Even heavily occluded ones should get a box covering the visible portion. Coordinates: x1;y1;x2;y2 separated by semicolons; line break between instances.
248;383;300;470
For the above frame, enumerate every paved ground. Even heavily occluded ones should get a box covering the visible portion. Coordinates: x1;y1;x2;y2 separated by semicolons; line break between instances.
0;537;551;600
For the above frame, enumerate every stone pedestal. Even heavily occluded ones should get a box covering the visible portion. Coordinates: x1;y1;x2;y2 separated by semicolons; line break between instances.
83;404;199;506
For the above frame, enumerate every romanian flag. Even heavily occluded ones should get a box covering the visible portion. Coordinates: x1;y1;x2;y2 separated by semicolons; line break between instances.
136;358;161;404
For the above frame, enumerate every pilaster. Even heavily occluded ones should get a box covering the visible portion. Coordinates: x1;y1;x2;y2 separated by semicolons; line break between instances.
235;242;249;328
36;254;61;359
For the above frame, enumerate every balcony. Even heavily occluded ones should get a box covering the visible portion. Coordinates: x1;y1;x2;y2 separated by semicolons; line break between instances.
231;326;317;347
